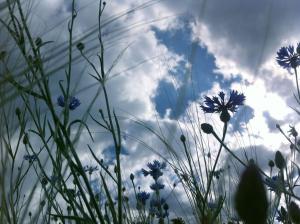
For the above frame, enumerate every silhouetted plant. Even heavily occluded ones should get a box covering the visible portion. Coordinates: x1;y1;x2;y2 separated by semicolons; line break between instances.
235;163;268;224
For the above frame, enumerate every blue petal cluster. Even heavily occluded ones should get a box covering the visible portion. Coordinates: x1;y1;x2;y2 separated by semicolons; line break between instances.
264;175;288;193
83;165;99;175
69;96;81;110
57;95;81;110
142;160;166;180
276;207;287;223
150;198;168;218
141;160;168;221
23;154;37;163
136;191;150;205
276;44;300;69
150;182;165;191
201;90;245;114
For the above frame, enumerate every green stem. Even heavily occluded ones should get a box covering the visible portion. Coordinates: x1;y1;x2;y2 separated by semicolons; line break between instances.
294;68;300;102
203;122;227;212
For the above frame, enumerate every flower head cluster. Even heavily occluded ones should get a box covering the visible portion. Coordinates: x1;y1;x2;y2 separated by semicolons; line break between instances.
136;191;150;205
150;182;165;191
57;95;81;110
141;160;168;221
23;154;37;163
149;197;169;218
83;165;99;175
142;160;166;180
200;90;245;122
264;175;288;194
276;44;300;69
171;217;185;224
288;125;298;137
276;206;288;223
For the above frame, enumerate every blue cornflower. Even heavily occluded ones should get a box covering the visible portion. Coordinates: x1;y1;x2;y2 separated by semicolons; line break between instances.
69;96;81;110
141;160;166;180
57;95;65;107
57;95;81;110
149;206;157;216
23;154;37;163
83;165;99;175
137;191;150;205
150;182;165;191
276;45;300;69
276;207;288;223
200;90;245;122
264;175;288;194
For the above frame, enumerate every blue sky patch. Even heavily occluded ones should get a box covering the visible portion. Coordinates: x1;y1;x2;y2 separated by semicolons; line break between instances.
152;19;242;119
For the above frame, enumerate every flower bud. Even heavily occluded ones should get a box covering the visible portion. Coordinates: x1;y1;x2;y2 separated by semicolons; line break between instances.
76;42;85;51
275;151;286;170
201;123;214;134
180;134;186;143
23;133;29;145
268;160;274;168
163;203;169;210
41;177;48;186
130;173;134;180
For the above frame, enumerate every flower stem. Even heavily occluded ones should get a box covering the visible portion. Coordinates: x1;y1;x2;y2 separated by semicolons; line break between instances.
294;68;300;102
203;122;227;213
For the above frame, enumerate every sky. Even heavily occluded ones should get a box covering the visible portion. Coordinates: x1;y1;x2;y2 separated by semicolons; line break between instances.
2;0;300;222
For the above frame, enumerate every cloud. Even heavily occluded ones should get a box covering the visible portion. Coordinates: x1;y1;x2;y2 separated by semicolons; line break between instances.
181;0;300;77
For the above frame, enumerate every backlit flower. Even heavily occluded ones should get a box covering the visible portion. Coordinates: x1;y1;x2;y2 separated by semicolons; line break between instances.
276;45;300;69
57;95;81;110
23;154;37;163
137;191;150;205
141;160;166;180
150;182;165;191
264;175;288;194
200;90;245;122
